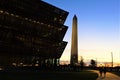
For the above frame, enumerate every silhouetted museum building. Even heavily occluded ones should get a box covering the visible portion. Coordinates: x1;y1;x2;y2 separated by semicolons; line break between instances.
0;0;68;68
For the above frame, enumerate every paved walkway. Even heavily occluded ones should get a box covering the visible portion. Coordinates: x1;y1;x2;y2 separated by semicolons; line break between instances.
93;70;120;80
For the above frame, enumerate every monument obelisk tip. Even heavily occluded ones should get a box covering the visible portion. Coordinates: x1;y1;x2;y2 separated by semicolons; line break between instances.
73;15;77;19
74;14;76;17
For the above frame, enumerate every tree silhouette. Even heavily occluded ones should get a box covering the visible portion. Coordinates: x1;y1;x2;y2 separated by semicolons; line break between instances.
90;59;96;68
80;56;84;70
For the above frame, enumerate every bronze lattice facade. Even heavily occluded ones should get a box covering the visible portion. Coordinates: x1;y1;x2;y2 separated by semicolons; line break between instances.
0;0;68;68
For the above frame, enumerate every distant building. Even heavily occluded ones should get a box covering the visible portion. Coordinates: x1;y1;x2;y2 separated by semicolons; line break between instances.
0;0;68;68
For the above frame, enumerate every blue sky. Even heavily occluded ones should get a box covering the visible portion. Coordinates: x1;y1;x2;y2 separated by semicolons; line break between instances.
44;0;120;64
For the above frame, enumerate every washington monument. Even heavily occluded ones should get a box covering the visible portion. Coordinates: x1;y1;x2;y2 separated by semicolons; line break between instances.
70;15;78;65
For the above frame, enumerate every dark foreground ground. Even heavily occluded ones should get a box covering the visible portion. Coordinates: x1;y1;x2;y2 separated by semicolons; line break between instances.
112;72;120;76
0;70;98;80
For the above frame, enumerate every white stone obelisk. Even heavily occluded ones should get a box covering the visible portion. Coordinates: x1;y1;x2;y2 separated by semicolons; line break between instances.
70;15;78;65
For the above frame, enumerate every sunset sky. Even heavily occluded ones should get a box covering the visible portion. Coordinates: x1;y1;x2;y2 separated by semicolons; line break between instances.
44;0;120;64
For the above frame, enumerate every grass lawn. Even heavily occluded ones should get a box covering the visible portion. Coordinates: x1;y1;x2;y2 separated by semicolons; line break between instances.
0;70;98;80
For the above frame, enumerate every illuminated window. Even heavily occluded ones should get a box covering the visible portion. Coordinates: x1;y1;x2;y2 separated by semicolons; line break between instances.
0;10;3;13
59;19;62;22
15;15;19;17
41;22;43;25
54;17;57;21
29;19;32;21
54;9;60;14
4;11;9;15
11;13;14;16
48;24;50;27
33;20;36;23
58;28;62;31
37;21;40;24
12;63;17;66
25;18;28;20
